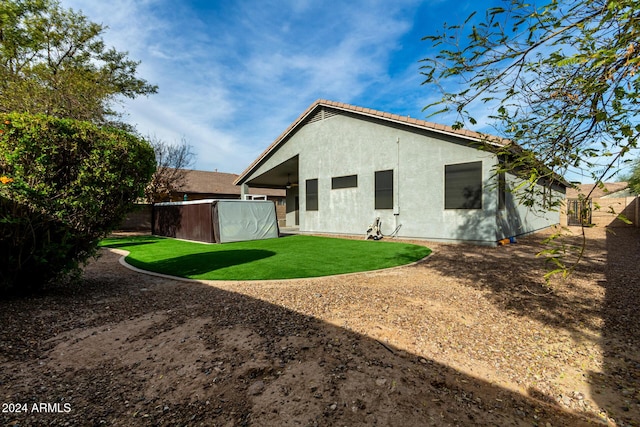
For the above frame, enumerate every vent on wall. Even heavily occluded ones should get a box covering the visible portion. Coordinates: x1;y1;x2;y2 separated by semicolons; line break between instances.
306;107;340;124
323;108;339;119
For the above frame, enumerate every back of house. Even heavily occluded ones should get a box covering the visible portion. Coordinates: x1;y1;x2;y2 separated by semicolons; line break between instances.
235;100;565;245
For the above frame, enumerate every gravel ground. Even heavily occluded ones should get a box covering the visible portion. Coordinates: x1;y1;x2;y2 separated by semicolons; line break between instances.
1;225;639;426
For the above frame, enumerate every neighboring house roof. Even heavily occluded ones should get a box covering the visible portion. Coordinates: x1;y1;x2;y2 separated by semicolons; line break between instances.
176;169;285;197
235;99;510;186
566;182;629;199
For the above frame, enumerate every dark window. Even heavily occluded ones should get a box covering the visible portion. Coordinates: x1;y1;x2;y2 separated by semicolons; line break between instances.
306;179;318;211
332;174;358;189
498;172;506;210
445;161;482;209
375;170;393;209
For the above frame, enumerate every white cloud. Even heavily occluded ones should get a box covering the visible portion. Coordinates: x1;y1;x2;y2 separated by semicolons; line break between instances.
58;0;441;173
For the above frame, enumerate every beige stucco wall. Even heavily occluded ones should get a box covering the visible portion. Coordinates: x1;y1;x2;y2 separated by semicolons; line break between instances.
561;196;639;227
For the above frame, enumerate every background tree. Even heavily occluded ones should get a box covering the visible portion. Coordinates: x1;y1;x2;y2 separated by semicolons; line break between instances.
144;136;196;203
622;158;640;195
420;0;639;280
0;0;157;126
0;1;159;293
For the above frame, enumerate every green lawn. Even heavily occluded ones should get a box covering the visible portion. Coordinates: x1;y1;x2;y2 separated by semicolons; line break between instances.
99;235;431;280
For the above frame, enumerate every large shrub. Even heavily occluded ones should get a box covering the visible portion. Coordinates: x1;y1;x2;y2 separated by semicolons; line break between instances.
0;113;156;294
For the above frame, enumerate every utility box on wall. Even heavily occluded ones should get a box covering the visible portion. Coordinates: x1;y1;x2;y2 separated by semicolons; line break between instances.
153;199;280;243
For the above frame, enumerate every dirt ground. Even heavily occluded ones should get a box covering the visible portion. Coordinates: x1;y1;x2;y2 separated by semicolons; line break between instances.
1;225;639;426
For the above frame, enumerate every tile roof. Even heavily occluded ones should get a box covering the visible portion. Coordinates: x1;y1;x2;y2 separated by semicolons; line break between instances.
236;99;510;185
176;169;284;197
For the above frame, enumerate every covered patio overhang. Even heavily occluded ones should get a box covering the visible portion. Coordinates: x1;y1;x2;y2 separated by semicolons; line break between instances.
239;155;299;193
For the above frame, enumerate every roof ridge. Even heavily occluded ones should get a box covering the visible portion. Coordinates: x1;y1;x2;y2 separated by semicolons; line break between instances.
234;99;509;185
317;99;509;145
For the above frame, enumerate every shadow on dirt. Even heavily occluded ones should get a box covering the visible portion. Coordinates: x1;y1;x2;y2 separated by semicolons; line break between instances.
417;230;605;340
0;250;594;426
424;218;640;425
589;227;640;423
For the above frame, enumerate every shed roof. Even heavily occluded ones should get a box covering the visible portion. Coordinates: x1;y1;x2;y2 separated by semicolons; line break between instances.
235;99;510;185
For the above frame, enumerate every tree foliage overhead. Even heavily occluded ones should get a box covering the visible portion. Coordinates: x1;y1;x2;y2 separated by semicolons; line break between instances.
0;0;157;125
421;0;639;282
420;0;639;194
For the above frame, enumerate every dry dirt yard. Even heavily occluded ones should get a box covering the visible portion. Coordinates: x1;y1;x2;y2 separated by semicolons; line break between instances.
1;225;639;426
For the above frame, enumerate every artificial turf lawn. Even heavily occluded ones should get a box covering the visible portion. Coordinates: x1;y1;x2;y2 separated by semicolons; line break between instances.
99;234;431;280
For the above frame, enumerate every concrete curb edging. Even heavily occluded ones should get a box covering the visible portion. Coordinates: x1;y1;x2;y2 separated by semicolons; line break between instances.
108;248;433;286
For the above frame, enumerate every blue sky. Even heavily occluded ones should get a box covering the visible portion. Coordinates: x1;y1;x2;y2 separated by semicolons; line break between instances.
61;0;505;173
61;0;632;183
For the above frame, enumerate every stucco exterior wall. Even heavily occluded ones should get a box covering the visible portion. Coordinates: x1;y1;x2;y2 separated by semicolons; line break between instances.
496;175;564;240
249;113;498;242
244;111;561;244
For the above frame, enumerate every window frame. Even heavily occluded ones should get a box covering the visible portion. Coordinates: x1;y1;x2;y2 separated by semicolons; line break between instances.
374;169;394;210
498;172;506;210
331;174;358;189
444;161;483;210
305;178;318;211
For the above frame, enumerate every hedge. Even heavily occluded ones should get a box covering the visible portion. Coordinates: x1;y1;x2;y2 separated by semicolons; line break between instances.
0;113;156;294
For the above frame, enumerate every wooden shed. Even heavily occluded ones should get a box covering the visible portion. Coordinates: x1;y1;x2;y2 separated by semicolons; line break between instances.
153;199;279;243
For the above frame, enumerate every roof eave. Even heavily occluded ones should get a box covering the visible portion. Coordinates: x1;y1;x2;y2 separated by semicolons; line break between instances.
235;99;508;185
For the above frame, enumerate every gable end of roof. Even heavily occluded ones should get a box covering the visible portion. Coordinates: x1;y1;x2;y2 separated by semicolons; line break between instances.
235;99;510;185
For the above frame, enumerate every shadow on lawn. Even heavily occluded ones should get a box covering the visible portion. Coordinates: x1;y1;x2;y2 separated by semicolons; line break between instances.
0;251;595;426
134;249;276;277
